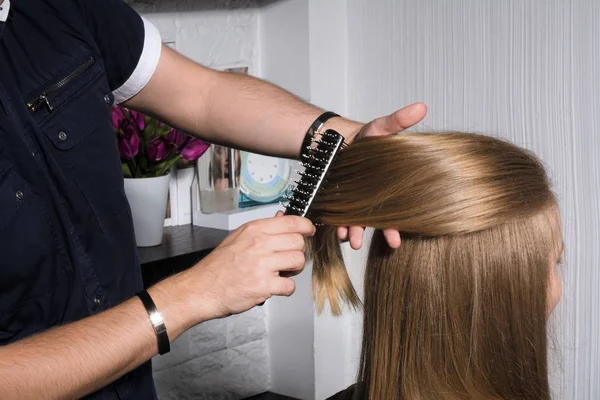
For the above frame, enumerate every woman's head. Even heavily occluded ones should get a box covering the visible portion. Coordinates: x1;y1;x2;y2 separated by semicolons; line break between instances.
307;132;562;399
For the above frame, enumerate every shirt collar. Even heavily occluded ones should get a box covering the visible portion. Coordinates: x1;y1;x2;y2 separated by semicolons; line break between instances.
0;0;10;22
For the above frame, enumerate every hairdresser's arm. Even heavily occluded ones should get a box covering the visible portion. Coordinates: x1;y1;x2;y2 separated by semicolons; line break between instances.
125;44;426;160
124;45;353;157
125;45;427;247
0;216;312;399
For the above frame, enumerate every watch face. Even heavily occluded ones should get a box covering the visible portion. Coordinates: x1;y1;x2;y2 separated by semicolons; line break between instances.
240;152;291;203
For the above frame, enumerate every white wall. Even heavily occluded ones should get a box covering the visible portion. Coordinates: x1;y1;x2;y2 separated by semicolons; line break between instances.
130;2;271;399
259;2;315;399
259;0;310;101
314;0;599;399
306;2;363;399
135;2;260;72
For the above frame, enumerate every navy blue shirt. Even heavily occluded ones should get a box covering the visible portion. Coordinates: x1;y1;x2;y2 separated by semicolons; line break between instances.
0;1;158;398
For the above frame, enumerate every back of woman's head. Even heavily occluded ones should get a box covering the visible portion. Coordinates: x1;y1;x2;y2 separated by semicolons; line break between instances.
308;132;561;400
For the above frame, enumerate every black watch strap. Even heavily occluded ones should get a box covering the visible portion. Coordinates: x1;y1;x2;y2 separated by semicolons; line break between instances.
136;290;170;355
301;111;341;157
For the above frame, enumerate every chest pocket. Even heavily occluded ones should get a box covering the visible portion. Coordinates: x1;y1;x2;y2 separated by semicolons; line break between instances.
30;55;127;233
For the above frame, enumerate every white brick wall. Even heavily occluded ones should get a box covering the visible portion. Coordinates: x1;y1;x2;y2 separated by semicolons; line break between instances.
132;0;260;72
152;308;269;399
127;1;269;398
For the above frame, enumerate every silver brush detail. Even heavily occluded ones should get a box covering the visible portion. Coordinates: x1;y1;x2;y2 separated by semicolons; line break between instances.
283;129;345;220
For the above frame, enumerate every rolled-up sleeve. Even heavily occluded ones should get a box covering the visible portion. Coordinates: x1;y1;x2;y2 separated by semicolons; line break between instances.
0;0;10;22
75;0;162;104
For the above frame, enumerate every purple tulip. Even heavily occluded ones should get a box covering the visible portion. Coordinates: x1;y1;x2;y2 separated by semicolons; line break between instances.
146;138;170;162
122;120;140;137
129;109;146;131
181;139;210;161
112;106;127;129
167;129;189;148
118;121;140;159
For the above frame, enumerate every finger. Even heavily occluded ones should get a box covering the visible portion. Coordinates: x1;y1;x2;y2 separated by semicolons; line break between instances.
265;233;305;252
366;102;427;137
246;215;315;236
265;250;306;272
338;226;349;241
382;229;401;249
271;277;296;297
348;226;364;250
275;210;284;217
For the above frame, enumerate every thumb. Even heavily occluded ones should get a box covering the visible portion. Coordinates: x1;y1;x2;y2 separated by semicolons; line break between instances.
367;102;427;137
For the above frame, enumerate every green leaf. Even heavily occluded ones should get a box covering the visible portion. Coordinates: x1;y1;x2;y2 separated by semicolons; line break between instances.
157;125;172;136
129;158;140;178
153;155;181;177
138;150;148;173
143;119;158;142
122;163;133;178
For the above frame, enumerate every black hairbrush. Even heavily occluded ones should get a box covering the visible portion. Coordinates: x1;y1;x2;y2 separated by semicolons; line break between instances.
283;129;346;222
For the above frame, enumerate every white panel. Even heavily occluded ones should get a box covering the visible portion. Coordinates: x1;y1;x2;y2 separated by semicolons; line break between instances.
308;0;350;116
266;262;316;400
258;3;314;398
345;0;600;398
307;2;362;399
259;0;311;100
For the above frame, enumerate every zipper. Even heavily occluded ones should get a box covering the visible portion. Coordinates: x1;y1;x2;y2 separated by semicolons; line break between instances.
27;57;95;112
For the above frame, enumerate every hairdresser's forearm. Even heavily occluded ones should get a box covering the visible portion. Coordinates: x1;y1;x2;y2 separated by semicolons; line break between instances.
126;45;363;159
195;71;364;158
0;277;200;399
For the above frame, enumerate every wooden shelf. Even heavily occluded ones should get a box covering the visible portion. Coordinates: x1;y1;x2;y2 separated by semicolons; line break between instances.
138;224;230;288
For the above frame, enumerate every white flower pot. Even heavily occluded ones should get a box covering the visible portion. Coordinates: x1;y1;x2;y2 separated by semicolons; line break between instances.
124;174;171;247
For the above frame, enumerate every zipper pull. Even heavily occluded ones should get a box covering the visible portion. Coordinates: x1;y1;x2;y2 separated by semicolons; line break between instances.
28;94;54;112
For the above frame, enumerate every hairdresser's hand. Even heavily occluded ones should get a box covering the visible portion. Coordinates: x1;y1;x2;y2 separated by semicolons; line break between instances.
177;214;314;323
338;102;427;250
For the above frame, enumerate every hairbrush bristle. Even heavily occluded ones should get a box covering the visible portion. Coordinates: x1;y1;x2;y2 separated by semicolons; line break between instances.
284;130;345;221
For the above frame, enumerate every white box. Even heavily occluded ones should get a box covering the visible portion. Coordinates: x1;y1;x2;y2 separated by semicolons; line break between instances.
191;178;284;231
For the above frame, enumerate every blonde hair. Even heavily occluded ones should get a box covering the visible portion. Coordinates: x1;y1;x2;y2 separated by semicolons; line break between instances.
308;132;560;399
